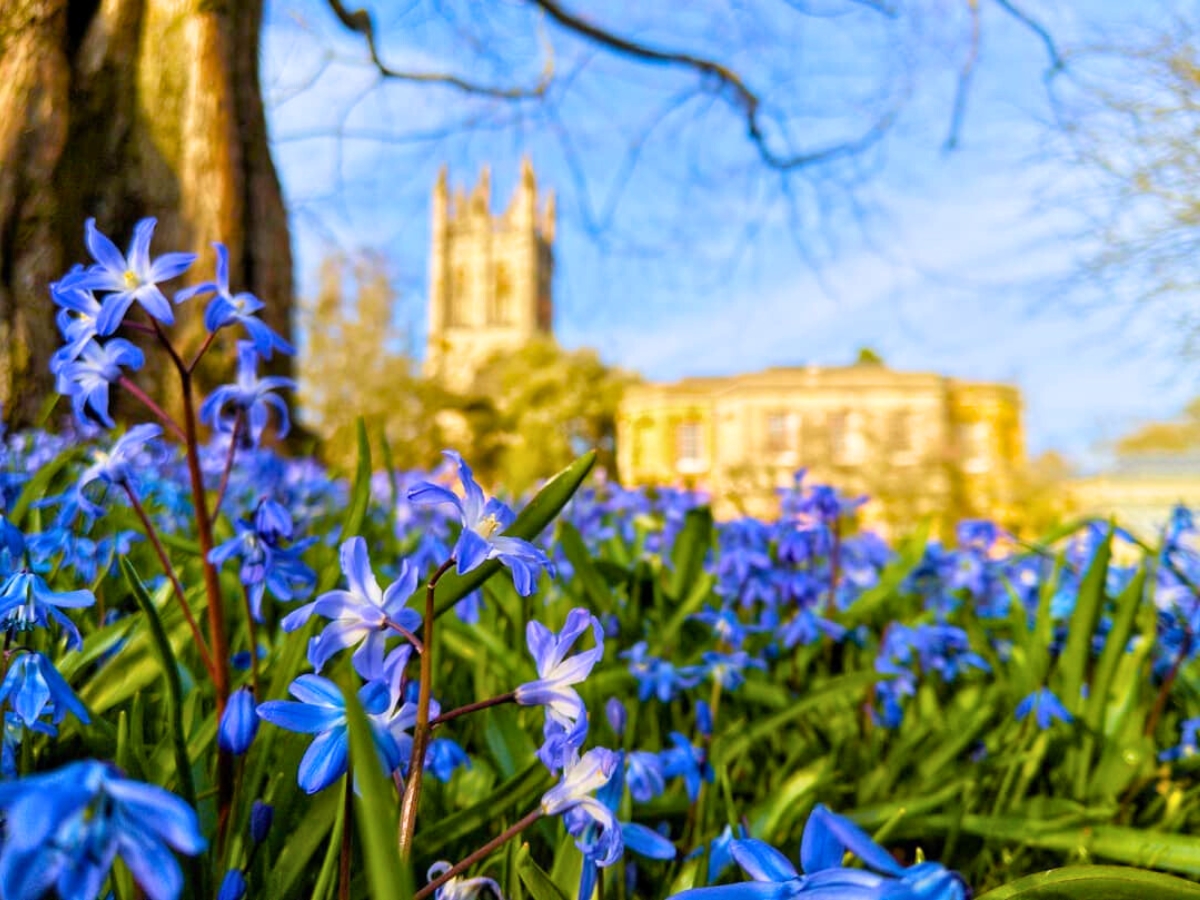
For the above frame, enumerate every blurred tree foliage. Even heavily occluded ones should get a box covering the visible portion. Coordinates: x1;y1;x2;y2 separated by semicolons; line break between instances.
301;255;633;490
468;337;638;494
299;252;450;470
1115;397;1200;457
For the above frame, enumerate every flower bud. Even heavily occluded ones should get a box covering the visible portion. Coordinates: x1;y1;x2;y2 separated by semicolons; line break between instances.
218;869;247;900
605;697;626;738
218;687;259;755
250;800;274;844
695;700;713;738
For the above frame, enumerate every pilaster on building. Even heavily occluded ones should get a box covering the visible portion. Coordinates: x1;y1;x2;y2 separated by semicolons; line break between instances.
425;158;555;393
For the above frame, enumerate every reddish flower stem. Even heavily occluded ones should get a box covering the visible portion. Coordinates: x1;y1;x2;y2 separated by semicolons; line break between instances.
121;483;216;679
397;557;455;859
413;808;543;900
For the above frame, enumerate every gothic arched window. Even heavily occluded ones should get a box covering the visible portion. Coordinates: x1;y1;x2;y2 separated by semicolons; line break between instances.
491;263;512;325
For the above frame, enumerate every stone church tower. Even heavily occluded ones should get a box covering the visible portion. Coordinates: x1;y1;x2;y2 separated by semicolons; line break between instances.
425;158;555;392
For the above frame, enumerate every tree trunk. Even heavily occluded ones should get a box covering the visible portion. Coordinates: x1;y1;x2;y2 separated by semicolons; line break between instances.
0;0;292;429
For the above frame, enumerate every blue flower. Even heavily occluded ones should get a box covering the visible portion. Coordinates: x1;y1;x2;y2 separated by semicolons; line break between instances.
249;800;274;843
281;537;421;677
578;750;676;900
706;824;747;884
218;869;247;900
76;424;162;514
0;570;94;650
425;738;471;782
49;274;104;364
257;675;400;794
660;732;713;803
626;751;666;802
0;759;206;900
606;697;627;737
672;838;888;900
63;218;196;335
801;804;968;900
408;450;552;595
1161;717;1200;762
516;608;603;740
218;687;259;755
199;341;295;446
53;338;144;428
1015;687;1073;730
622;641;702;703
540;748;623;868
425;861;502;900
0;651;89;728
208;508;315;621
176;243;294;358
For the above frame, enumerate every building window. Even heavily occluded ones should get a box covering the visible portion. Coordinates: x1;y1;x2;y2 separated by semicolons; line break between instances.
448;267;467;326
889;410;916;462
632;418;653;470
676;421;705;474
961;421;991;473
765;412;789;453
490;263;512;325
829;411;865;466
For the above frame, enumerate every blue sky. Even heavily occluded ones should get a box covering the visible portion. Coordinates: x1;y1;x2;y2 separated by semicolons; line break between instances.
261;0;1196;471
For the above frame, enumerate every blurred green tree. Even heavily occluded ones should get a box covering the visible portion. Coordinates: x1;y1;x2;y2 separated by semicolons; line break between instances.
299;252;450;471
466;338;638;494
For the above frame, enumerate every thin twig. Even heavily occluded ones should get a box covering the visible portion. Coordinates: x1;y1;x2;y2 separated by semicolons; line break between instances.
121;484;216;678
117;377;186;442
210;416;244;522
397;557;456;858
326;0;551;97
430;692;516;728
413;808;544;900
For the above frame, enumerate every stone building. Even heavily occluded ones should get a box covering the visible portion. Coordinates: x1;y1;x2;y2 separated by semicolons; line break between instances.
1069;454;1200;540
424;159;555;392
616;362;1025;531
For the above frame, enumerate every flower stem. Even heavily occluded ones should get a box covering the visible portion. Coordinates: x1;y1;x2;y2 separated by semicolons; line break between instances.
383;617;424;654
339;765;354;900
430;692;516;728
156;319;234;844
397;557;455;859
413;808;543;900
187;330;218;375
121;483;216;679
117;376;185;442
210;415;243;522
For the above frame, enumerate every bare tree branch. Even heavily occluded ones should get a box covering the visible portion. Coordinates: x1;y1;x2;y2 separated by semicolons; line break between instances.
944;0;981;150
992;0;1067;75
525;0;897;170
325;0;552;98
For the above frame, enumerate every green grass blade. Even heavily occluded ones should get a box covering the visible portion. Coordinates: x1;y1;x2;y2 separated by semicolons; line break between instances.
342;683;412;900
975;866;1200;899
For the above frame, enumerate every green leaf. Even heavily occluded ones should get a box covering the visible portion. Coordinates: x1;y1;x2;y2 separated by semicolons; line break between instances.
342;682;413;900
121;559;201;900
121;560;197;810
668;507;714;602
10;443;83;525
712;670;881;764
841;521;930;625
1058;524;1113;716
975;865;1200;899
418;759;553;864
516;843;570;900
1085;565;1147;734
417;450;597;619
557;522;612;613
337;418;373;548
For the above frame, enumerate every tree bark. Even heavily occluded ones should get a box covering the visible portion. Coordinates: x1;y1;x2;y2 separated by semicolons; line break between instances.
0;0;292;429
